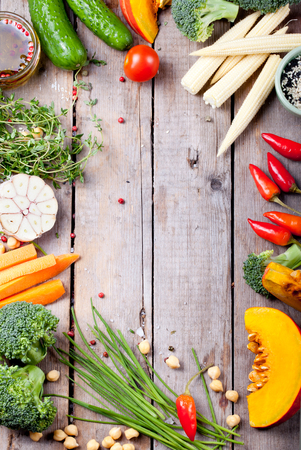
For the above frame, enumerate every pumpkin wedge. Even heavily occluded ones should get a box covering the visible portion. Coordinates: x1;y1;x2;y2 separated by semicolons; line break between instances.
262;262;301;312
245;307;301;428
120;0;160;43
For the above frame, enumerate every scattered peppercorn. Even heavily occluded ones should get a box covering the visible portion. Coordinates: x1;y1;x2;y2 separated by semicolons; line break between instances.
98;292;104;298
70;233;76;238
168;346;175;352
72;126;78;132
89;340;96;345
118;117;124;123
1;236;7;243
118;198;125;204
119;76;125;82
67;330;75;338
103;352;108;358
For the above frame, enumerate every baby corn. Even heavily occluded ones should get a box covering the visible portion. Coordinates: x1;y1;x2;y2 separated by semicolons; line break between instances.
191;34;301;57
217;55;281;157
181;11;261;95
211;5;290;84
204;27;287;108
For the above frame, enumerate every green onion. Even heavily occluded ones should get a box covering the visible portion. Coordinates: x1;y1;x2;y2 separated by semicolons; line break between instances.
54;300;244;449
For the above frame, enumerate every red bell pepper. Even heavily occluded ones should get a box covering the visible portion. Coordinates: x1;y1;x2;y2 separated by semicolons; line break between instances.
176;364;212;441
249;164;301;216
248;219;301;247
263;211;301;237
267;153;301;194
262;133;301;161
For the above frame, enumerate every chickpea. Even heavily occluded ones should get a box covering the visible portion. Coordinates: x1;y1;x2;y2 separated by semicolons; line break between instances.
0;244;5;254
109;427;122;440
209;380;223;392
165;355;180;369
64;437;79;449
29;431;43;441
7;237;20;249
208;366;221;380
138;339;151;355
64;424;78;436
124;428;139;440
226;414;241;428
32;127;44;139
123;445;135;450
46;369;60;382
225;390;239;403
102;436;115;448
20;130;31;141
111;444;122;450
53;429;68;441
87;439;100;450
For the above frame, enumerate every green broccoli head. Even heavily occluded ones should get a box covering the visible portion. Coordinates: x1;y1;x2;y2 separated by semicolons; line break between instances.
0;302;59;365
0;364;56;432
243;244;301;297
171;0;239;42
229;0;301;13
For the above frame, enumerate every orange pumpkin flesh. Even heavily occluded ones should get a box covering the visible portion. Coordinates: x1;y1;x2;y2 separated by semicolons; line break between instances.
119;0;159;43
245;307;301;428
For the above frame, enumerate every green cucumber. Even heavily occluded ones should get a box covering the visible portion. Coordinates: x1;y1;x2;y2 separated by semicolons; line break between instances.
65;0;133;51
28;0;87;71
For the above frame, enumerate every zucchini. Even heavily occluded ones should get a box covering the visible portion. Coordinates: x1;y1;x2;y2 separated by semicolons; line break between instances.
65;0;133;51
28;0;87;71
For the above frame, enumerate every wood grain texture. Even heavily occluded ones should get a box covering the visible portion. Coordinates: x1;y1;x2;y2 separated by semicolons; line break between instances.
233;6;301;449
153;8;233;448
0;1;72;448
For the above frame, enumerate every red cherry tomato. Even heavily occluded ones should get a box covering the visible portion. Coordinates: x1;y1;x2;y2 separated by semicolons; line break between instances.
124;45;159;82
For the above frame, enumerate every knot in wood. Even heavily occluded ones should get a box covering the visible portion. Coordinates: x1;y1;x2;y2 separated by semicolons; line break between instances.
210;178;223;191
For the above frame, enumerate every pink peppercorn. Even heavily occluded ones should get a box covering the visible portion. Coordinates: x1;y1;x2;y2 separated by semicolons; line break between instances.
118;117;124;123
118;198;125;204
29;46;34;51
1;236;7;242
103;352;108;358
25;31;29;37
17;24;22;29
3;19;8;24
70;233;76;238
90;340;96;345
67;330;75;338
28;52;33;57
119;76;125;82
98;292;104;298
72;126;77;132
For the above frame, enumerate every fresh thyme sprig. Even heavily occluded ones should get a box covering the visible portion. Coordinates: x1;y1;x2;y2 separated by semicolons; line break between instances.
0;87;103;188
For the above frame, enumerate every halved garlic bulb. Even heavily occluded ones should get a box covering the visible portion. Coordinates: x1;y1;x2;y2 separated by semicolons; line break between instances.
0;174;58;242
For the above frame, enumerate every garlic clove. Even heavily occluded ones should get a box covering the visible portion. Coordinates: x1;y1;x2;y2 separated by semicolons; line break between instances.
0;199;20;213
41;214;56;233
12;174;29;196
29;203;42;216
27;176;45;202
0;214;23;234
13;195;30;211
17;217;37;242
36;185;55;203
27;213;42;235
1;182;16;199
37;198;58;215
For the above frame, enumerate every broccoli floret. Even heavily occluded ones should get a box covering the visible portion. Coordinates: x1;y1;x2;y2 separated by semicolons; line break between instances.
0;364;56;432
229;0;301;13
0;302;59;365
171;0;239;42
243;244;301;298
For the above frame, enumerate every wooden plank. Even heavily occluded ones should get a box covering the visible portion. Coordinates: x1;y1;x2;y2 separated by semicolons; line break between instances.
153;8;233;448
233;6;301;449
0;1;73;448
72;3;153;448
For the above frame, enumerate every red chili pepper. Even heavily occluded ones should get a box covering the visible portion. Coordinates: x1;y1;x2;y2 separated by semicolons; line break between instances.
176;364;212;441
262;133;301;161
267;153;301;194
247;219;301;247
249;164;301;216
263;211;301;237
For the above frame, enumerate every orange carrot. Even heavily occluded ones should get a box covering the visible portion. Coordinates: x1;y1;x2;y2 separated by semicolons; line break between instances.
0;253;79;300
0;279;65;308
0;254;56;286
0;243;37;271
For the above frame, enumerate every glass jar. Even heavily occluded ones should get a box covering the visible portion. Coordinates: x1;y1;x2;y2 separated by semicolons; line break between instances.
0;12;41;90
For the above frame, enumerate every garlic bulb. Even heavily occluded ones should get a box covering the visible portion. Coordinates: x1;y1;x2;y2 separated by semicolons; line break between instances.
0;174;58;241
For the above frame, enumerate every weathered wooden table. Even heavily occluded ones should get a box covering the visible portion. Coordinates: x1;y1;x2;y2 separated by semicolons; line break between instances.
1;1;301;449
